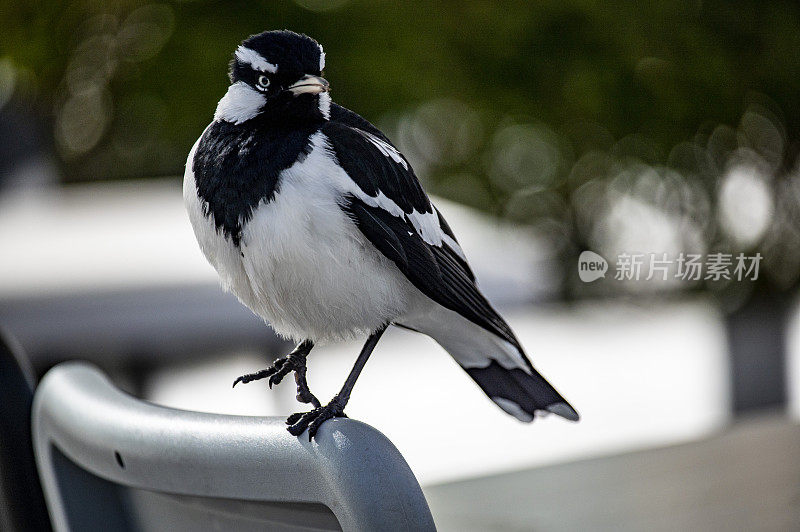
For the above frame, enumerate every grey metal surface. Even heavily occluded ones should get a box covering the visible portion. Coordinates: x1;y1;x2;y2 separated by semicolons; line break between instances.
33;362;435;531
425;415;800;531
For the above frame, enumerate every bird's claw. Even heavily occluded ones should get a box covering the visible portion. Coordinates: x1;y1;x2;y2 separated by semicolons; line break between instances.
286;398;347;440
267;357;292;389
233;352;321;407
232;364;280;388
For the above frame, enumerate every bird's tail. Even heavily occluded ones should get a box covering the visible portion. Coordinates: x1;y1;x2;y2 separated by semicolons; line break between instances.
463;359;579;422
405;306;578;423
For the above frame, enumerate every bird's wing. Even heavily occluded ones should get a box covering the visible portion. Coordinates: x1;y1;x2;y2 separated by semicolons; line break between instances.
320;119;525;359
319;117;578;422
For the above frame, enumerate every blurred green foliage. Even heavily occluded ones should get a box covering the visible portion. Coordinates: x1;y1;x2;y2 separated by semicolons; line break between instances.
2;1;798;181
3;0;800;296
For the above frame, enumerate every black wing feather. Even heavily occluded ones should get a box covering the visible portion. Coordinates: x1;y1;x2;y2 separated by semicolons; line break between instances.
435;207;475;281
329;103;391;142
342;196;520;351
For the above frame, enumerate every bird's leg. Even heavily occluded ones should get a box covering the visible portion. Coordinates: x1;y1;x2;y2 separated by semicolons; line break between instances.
233;340;321;408
292;350;320;407
287;325;387;440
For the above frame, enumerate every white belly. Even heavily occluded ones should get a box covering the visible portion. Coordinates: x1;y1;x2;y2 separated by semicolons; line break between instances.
183;134;414;343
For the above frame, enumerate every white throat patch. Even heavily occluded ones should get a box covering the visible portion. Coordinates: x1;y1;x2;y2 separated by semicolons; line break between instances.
214;81;266;124
235;46;277;73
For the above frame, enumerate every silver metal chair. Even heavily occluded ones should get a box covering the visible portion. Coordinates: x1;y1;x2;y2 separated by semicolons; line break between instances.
32;362;435;531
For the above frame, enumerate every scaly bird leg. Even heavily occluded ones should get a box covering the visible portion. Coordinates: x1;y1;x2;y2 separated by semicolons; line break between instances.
233;339;321;408
287;325;387;440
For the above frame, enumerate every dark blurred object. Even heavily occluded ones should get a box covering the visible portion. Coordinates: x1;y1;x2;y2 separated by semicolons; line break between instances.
0;327;52;532
0;99;58;193
727;288;790;412
0;284;288;383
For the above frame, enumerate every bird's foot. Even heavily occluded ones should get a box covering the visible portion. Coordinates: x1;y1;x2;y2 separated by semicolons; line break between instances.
286;396;347;440
233;347;321;408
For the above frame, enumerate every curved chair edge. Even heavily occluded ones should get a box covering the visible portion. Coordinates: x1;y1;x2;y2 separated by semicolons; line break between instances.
32;361;435;532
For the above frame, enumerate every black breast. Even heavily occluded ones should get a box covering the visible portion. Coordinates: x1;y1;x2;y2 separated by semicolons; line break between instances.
192;121;317;246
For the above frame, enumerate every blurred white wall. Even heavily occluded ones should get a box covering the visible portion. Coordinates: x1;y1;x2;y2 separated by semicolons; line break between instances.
4;180;797;486
146;299;730;485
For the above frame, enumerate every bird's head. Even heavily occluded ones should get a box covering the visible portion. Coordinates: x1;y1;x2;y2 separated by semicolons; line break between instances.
214;30;330;126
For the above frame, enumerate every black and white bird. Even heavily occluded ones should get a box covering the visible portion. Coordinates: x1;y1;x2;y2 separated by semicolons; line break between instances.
184;30;578;439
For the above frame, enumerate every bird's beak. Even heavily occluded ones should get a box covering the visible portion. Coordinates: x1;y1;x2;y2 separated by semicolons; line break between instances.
287;75;330;95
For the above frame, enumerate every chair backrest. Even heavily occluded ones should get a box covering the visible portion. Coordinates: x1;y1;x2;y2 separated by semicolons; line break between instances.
32;362;436;531
0;327;52;532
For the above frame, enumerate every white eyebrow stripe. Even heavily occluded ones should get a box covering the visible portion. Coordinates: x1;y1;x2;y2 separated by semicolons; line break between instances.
235;46;277;73
318;44;325;71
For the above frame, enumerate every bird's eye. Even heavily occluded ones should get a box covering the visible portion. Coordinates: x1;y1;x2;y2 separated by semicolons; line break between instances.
256;74;270;90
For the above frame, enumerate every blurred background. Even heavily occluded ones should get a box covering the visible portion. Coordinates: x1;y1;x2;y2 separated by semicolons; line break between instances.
2;1;800;530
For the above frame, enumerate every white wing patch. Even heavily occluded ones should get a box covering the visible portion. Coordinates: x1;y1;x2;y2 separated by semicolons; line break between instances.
304;131;445;247
235;46;278;73
318;92;331;120
355;129;408;170
214;81;266;124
